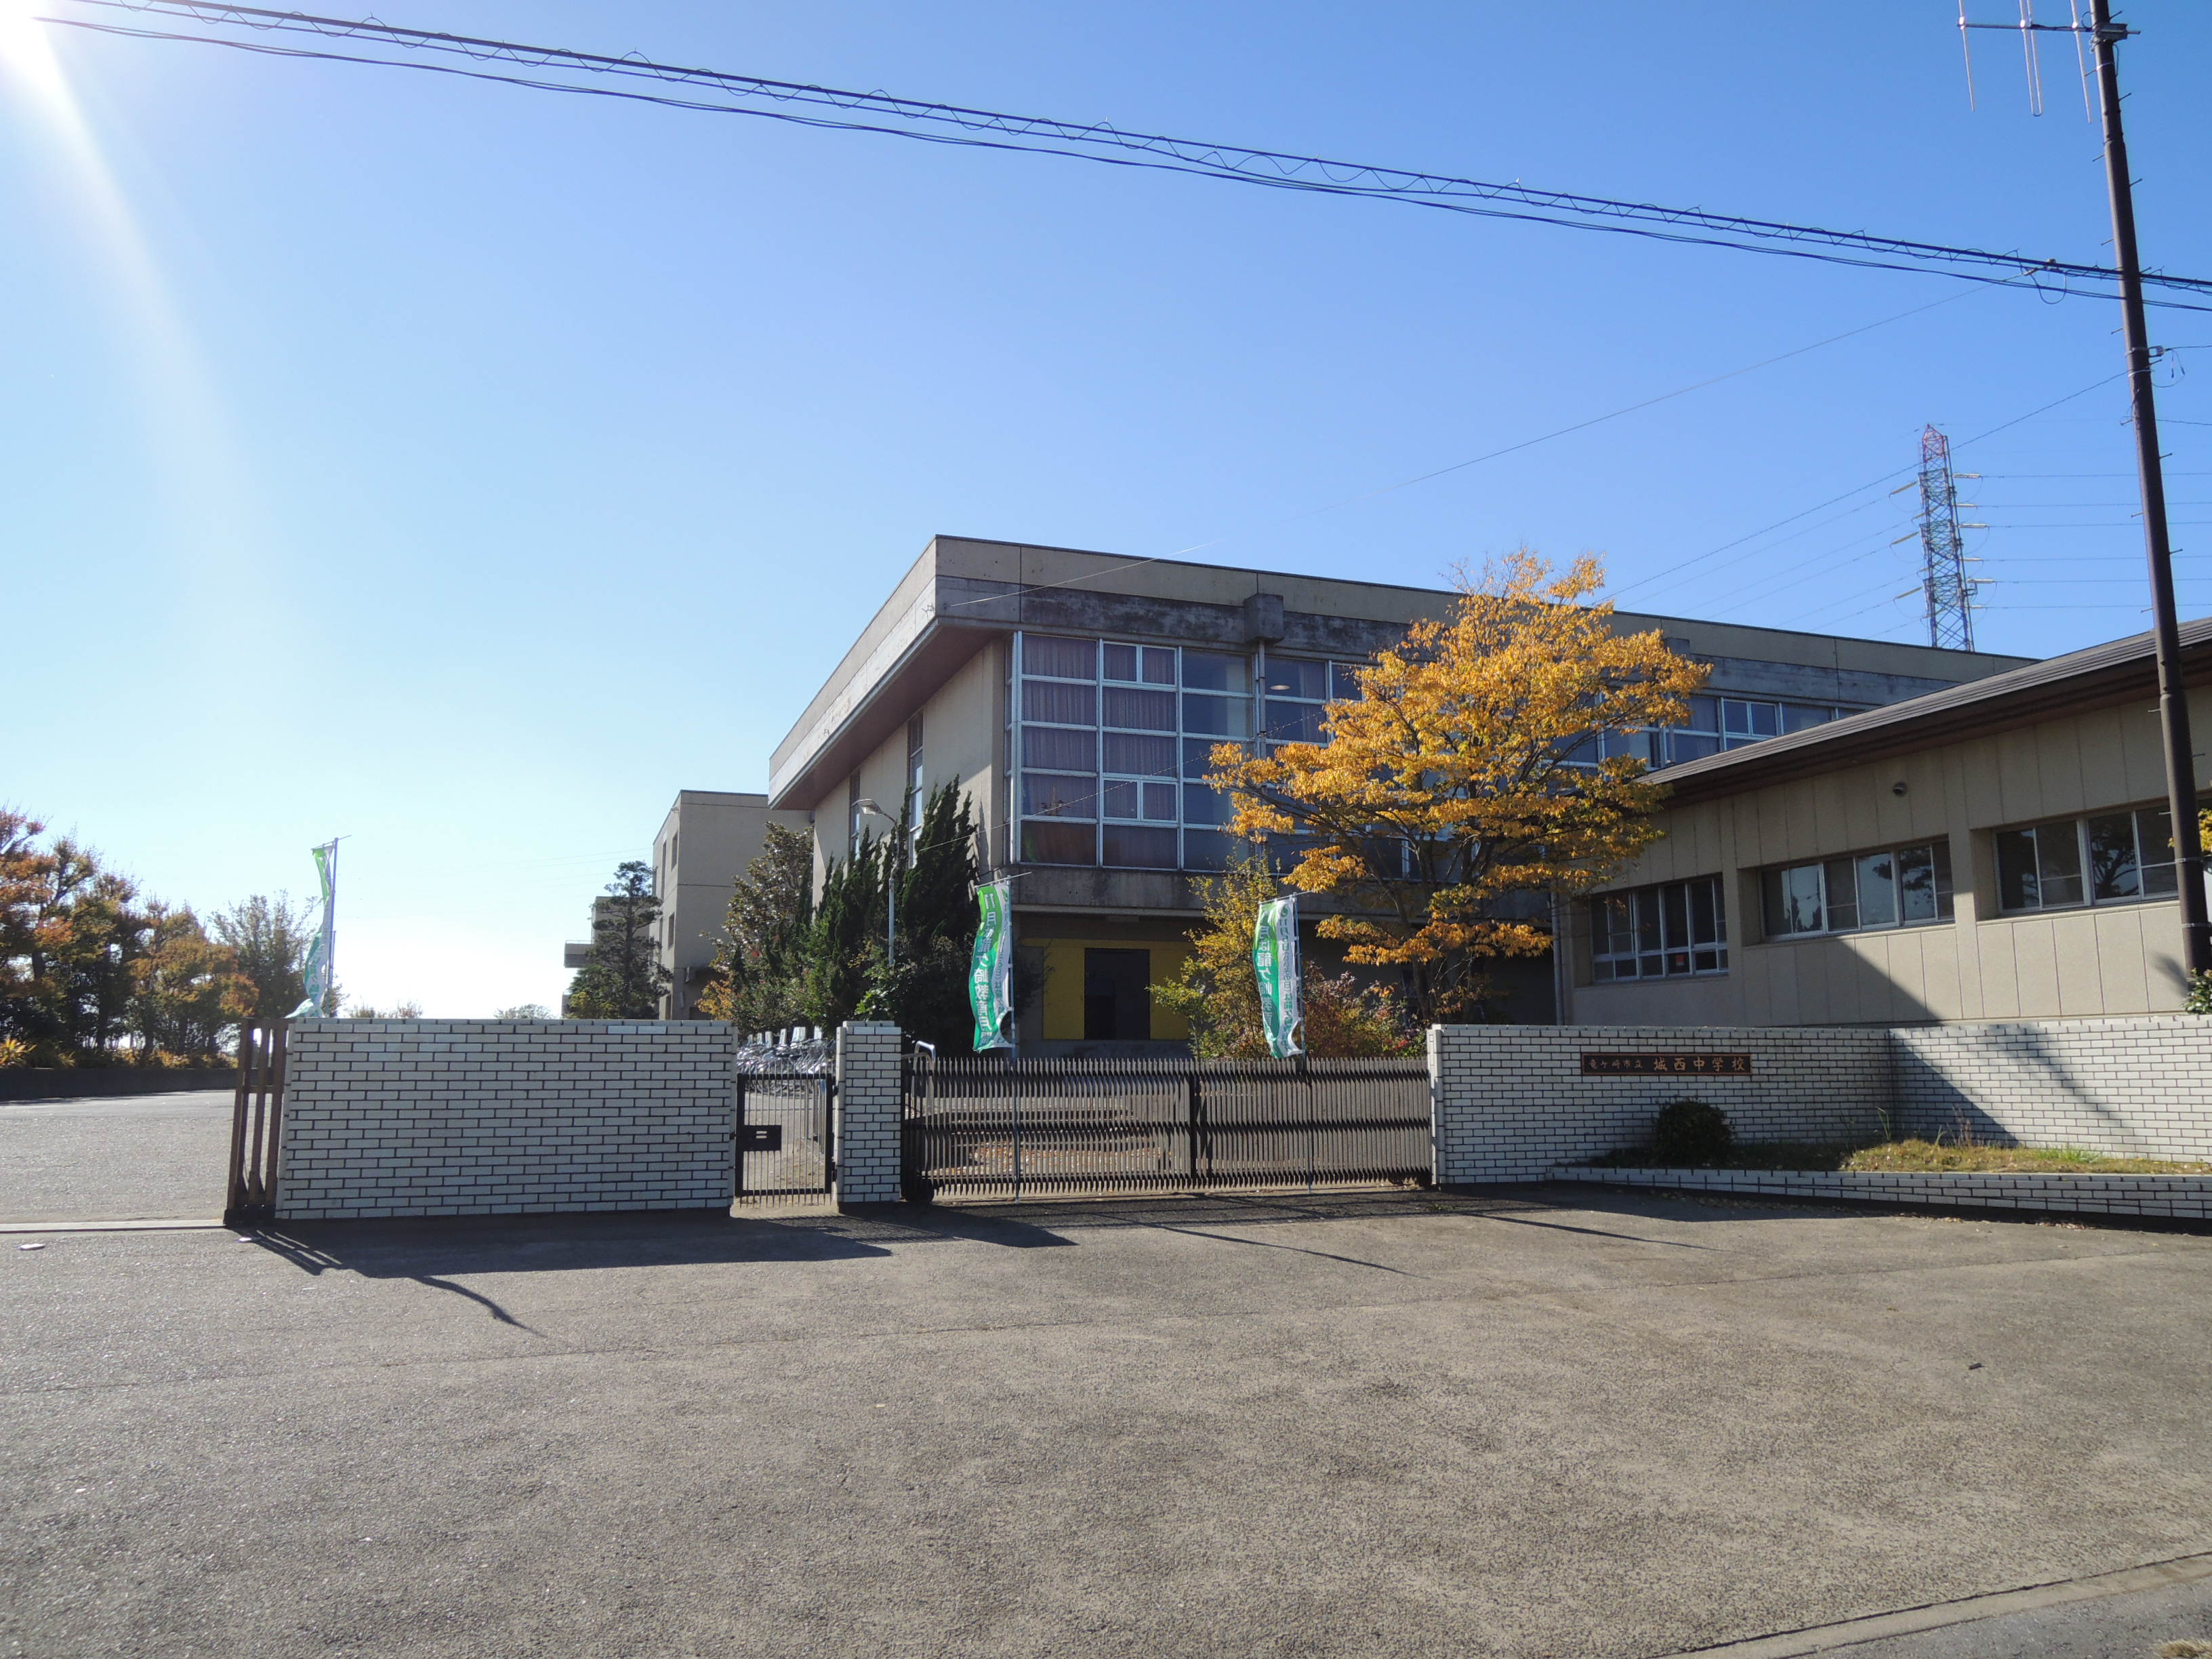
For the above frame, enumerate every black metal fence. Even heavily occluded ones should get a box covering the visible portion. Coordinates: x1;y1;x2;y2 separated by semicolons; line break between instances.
901;1054;1432;1202
736;1072;836;1201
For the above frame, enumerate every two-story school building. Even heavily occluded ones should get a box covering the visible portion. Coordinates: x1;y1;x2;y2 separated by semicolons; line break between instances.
759;534;2025;1050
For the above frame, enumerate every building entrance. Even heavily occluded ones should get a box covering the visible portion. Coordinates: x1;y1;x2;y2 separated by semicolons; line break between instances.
1082;948;1151;1041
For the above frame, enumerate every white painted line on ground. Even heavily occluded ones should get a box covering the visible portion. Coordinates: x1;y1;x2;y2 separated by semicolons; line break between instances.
0;1218;228;1234
1679;1549;2212;1656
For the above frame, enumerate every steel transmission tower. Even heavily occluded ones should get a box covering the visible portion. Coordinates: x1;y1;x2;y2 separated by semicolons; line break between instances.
1912;424;1979;651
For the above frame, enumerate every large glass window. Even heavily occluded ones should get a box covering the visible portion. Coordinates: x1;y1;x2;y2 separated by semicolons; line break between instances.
1761;840;1953;938
1590;876;1728;981
1016;635;1251;870
1996;808;2178;913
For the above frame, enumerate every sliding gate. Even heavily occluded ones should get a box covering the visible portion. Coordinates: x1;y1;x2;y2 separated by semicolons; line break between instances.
902;1054;1431;1202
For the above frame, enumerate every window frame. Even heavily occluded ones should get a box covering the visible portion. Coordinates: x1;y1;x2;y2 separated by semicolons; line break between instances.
1993;804;2184;916
1589;875;1729;983
1759;839;1955;941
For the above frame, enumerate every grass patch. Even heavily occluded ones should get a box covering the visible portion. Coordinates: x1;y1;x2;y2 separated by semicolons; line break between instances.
1840;1140;2212;1175
1582;1139;2212;1175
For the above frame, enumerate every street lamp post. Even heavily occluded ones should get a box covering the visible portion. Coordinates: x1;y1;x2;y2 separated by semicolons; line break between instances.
855;798;897;965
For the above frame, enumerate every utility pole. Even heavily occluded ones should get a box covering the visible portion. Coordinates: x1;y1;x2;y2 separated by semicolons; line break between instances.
2089;0;2209;974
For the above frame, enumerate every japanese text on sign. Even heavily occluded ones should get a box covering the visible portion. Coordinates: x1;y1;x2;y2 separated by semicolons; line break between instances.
1579;1052;1752;1077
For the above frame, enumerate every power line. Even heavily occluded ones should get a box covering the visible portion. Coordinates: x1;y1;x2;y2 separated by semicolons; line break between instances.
39;0;2212;314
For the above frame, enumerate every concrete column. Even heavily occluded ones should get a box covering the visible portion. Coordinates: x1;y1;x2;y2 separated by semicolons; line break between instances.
835;1021;905;1205
1427;1024;1483;1186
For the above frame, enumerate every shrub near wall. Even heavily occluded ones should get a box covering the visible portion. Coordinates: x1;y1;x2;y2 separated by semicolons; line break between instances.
277;1019;738;1220
1429;1024;1891;1184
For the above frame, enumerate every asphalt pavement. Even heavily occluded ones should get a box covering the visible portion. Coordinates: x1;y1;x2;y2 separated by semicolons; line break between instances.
0;1089;232;1223
6;1185;2212;1657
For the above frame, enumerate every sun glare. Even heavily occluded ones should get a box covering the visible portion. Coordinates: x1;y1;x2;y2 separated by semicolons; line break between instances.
0;0;71;106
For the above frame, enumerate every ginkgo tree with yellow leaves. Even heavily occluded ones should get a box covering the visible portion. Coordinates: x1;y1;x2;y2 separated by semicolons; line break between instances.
1206;550;1708;1026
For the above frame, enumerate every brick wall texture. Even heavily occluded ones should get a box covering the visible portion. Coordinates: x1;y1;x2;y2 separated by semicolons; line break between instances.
277;1019;738;1220
1433;1017;2212;1183
1431;1023;1893;1184
834;1023;904;1204
1561;1166;2212;1223
1891;1017;2212;1160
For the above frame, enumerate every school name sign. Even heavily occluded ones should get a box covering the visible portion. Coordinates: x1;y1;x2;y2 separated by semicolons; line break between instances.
1578;1052;1753;1078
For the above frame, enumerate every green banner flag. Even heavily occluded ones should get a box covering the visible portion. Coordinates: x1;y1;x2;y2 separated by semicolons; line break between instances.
290;842;337;1019
969;878;1015;1052
1254;893;1303;1059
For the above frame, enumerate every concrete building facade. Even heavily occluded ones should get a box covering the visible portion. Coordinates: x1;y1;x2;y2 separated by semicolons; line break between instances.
651;791;811;1020
767;535;2027;1050
1568;617;2212;1026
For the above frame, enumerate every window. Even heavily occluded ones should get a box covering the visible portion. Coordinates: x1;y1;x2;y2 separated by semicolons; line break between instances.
1564;698;1854;771
1996;807;2178;913
1761;841;1953;938
1015;635;1251;870
1258;655;1365;748
905;714;925;844
1590;876;1727;981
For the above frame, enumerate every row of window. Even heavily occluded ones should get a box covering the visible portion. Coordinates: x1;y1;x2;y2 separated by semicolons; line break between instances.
1007;633;1854;873
1594;806;2196;981
1564;696;1854;771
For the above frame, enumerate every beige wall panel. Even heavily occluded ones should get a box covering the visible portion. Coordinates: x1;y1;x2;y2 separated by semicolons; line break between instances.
2144;903;2190;1008
2032;719;2089;821
1959;735;2005;837
1975;922;2021;1019
920;644;1000;828
2007;920;2062;1018
1757;943;1803;1025
2050;911;2109;1016
1875;933;1923;1023
2073;705;2131;815
1917;924;1964;1020
1573;975;1743;1027
2093;907;2152;1013
1838;762;1883;854
1994;730;2043;828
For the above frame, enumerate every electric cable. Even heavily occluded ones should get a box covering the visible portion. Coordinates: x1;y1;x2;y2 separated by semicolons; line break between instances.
38;0;2212;312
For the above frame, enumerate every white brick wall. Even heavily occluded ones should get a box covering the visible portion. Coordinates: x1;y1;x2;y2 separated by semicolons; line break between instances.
834;1023;903;1204
1431;1017;2212;1183
277;1020;738;1220
1894;1017;2212;1160
1561;1166;2212;1222
1431;1024;1892;1184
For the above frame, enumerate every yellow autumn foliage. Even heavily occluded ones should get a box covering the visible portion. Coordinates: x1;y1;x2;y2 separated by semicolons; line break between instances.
1208;549;1706;1021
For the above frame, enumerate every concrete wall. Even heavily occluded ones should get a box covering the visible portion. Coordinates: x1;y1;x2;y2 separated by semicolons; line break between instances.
655;792;811;1019
1431;1017;2212;1183
1571;687;2209;1026
277;1020;737;1220
1430;1024;1893;1184
1894;1016;2212;1160
1565;1166;2212;1223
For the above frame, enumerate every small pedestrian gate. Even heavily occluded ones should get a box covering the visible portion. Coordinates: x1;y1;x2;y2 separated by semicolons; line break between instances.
735;1070;836;1200
901;1054;1431;1202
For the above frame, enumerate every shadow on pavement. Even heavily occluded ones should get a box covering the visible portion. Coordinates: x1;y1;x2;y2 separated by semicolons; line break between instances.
239;1182;1839;1290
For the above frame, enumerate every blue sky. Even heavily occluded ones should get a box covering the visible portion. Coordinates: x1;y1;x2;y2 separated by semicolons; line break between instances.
4;1;2208;1014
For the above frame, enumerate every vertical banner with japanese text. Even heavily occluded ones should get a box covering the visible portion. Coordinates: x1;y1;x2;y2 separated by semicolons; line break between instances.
969;878;1015;1051
1254;893;1303;1059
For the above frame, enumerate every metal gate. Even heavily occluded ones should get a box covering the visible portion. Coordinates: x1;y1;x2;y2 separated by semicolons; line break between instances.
224;1019;285;1227
735;1071;836;1200
901;1054;1431;1202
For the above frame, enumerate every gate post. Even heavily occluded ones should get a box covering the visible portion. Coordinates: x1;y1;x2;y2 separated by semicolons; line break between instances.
834;1021;904;1206
1428;1024;1479;1186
